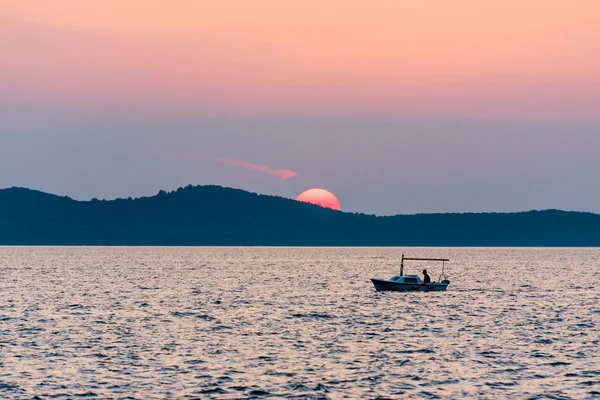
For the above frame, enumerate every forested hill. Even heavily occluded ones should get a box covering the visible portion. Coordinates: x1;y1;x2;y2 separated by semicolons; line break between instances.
1;185;599;246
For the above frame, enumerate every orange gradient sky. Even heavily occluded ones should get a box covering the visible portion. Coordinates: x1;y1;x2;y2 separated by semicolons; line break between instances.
2;1;600;215
2;0;600;119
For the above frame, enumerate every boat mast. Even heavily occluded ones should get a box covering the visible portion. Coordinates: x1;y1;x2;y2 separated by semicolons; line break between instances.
400;254;404;276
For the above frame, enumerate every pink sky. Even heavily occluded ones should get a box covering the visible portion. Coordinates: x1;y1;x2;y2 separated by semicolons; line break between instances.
2;0;600;120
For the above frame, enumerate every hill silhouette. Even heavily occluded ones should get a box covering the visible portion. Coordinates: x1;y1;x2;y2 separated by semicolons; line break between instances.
1;185;599;246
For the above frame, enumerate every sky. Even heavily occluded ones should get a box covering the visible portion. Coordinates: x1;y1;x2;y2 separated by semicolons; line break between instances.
1;0;600;215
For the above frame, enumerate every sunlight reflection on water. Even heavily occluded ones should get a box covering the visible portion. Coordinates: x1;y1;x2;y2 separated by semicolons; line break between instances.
0;247;599;399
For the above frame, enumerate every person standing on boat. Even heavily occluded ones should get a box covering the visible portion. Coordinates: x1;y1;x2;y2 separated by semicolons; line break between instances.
422;269;431;284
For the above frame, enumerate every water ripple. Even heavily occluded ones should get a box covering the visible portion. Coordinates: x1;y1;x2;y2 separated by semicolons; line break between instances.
0;247;599;398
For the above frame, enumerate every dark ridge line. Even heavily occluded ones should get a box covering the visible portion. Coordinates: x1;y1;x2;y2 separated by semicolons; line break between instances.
1;185;599;246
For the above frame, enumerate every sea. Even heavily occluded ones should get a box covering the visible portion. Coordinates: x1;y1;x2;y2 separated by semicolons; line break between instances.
0;247;599;399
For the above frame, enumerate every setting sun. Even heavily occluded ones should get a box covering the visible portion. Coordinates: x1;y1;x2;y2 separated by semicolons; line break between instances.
296;188;341;211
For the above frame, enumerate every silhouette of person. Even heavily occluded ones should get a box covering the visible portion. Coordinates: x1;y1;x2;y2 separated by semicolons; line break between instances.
423;269;431;284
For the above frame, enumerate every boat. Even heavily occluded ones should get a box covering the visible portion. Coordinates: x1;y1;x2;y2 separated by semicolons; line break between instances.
371;254;451;292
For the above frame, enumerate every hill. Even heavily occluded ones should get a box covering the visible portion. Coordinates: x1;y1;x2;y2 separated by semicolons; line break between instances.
1;185;599;246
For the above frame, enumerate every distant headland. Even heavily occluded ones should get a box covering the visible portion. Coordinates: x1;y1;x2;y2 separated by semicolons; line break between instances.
1;185;599;246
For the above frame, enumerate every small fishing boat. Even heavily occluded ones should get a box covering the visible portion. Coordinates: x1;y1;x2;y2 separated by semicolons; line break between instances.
371;254;450;292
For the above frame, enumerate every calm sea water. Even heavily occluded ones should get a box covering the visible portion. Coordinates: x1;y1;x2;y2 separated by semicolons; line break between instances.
0;247;599;399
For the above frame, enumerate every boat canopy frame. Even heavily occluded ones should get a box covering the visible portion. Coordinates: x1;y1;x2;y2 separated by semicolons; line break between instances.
399;253;449;280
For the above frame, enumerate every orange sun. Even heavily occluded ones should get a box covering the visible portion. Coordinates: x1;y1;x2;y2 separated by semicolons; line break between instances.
296;188;341;211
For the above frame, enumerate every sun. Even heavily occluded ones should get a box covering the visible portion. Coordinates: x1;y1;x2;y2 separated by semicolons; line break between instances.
296;188;341;211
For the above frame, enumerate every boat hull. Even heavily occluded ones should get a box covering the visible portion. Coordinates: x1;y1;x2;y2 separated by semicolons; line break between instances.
371;278;448;292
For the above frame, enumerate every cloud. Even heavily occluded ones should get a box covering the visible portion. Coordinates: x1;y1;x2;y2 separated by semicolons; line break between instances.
215;157;299;180
158;151;300;180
